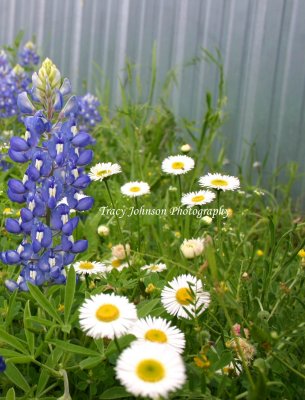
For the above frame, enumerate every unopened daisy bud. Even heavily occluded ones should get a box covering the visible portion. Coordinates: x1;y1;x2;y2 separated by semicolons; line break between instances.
97;225;110;237
25;41;35;50
253;161;262;169
58;304;65;312
256;249;264;257
241;272;250;280
227;208;233;218
180;238;204;259
180;144;191;153
194;354;210;368
202;216;212;225
298;249;305;258
112;243;130;260
145;283;156;294
174;231;181;238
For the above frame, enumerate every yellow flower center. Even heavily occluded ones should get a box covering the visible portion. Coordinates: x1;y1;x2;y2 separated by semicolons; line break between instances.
111;259;122;268
96;304;120;322
210;179;228;187
129;186;141;192
149;265;159;271
171;161;185;170
191;195;205;203
136;359;165;382
79;261;94;270
144;329;168;343
175;287;193;305
97;169;111;177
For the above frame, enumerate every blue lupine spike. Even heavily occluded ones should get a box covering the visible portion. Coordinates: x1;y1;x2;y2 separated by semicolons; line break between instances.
3;58;96;288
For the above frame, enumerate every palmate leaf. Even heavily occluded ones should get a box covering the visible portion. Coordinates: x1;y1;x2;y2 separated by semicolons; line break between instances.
47;339;102;357
100;387;130;399
5;388;15;400
0;328;28;354
4;363;30;393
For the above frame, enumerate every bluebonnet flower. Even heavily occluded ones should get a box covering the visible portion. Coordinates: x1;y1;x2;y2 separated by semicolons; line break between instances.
0;356;6;372
2;58;95;291
19;41;40;68
77;93;102;131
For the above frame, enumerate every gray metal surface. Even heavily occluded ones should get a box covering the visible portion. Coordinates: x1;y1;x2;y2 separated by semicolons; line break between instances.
0;0;304;194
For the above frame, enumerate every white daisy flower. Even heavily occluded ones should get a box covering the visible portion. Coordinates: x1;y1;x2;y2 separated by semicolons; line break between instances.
161;155;195;175
180;238;205;259
88;162;121;182
161;274;210;319
199;173;240;191
181;190;216;207
121;181;150;197
71;260;107;276
105;257;129;272
132;316;185;354
79;292;137;339
141;263;167;273
115;341;186;399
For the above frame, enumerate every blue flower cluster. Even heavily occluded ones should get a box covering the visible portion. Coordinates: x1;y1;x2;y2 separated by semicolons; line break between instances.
2;58;95;291
0;42;39;119
77;93;102;131
19;41;40;68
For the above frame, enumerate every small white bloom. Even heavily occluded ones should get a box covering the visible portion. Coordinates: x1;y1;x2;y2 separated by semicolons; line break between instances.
180;238;204;259
132;316;185;353
71;260;107;276
105;257;129;272
116;341;186;399
97;225;110;237
79;293;137;339
121;181;150;197
161;274;210;319
199;173;240;191
161;155;195;175
89;162;121;181
141;263;167;273
181;190;216;207
111;243;130;260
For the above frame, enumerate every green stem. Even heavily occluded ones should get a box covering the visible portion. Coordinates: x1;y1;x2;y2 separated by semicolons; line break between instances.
135;197;141;252
104;180;131;268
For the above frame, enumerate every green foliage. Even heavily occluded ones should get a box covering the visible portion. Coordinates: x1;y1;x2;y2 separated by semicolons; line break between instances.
0;49;305;400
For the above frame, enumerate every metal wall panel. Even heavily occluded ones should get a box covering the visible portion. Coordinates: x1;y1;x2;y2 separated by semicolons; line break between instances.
0;0;304;194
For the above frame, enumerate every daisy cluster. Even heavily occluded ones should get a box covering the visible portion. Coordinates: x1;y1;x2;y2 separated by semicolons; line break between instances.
2;58;94;291
78;273;211;399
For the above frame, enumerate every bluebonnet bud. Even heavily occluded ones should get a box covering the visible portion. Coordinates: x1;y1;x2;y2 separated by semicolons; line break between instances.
19;41;40;68
77;93;102;132
2;58;95;290
0;356;6;372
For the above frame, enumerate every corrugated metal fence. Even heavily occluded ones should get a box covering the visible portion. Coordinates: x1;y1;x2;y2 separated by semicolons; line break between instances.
0;0;305;196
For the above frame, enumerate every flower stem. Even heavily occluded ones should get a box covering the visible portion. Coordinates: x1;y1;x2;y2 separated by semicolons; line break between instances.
135;197;141;252
104;180;131;267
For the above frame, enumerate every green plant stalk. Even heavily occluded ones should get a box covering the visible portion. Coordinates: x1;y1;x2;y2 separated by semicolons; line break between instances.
104;179;131;268
135;197;141;252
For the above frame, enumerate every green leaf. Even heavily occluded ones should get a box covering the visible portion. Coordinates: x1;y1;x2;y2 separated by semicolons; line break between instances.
5;388;15;400
137;299;160;318
64;266;76;324
79;356;104;370
4;363;30;393
27;316;59;328
6;356;33;364
28;283;62;325
0;328;28;354
48;339;101;356
24;301;35;355
100;387;130;399
5;290;18;329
